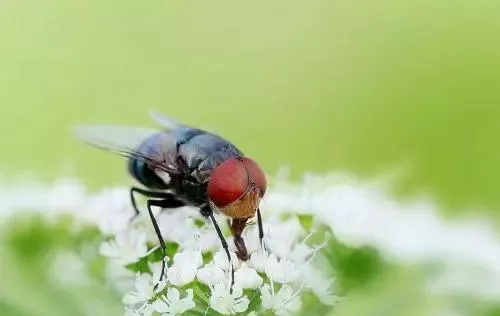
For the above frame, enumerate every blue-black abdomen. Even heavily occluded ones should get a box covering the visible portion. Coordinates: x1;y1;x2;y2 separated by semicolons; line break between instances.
127;133;166;189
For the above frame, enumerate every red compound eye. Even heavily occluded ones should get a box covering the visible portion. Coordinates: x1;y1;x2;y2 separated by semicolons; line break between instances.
208;158;248;208
207;157;267;208
241;157;267;197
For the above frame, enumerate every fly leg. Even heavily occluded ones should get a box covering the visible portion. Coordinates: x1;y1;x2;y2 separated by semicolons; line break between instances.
257;208;266;251
201;205;235;294
146;197;185;287
129;187;175;222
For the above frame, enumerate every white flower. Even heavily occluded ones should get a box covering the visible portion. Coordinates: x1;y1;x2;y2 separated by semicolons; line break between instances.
313;278;338;306
106;261;136;294
140;304;153;316
261;283;302;316
196;250;239;287
197;250;260;289
172;249;203;268
264;217;304;258
182;225;220;253
124;307;136;316
166;265;197;287
165;249;203;286
124;304;153;316
209;282;249;315
198;264;262;290
99;229;149;265
84;187;132;236
123;273;166;306
197;266;226;286
249;250;269;273
129;206;163;244
213;250;241;271
290;242;315;264
157;209;207;249
148;259;170;284
265;254;300;284
303;266;339;306
234;264;263;290
152;288;195;315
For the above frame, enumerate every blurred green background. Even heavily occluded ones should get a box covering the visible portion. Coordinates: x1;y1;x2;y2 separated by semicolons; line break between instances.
1;0;500;213
1;0;500;315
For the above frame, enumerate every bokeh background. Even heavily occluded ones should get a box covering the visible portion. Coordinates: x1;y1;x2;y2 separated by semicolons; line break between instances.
1;0;500;315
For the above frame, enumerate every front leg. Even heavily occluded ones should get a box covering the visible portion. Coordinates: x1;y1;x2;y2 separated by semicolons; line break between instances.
257;208;265;250
200;205;235;294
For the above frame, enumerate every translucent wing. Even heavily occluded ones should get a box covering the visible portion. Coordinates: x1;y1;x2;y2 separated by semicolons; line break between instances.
73;125;179;173
149;109;221;136
149;110;185;130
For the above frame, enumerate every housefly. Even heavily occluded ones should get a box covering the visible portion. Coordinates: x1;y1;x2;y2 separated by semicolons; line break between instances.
73;111;267;290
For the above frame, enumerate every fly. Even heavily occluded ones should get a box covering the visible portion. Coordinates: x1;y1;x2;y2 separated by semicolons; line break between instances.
73;111;267;292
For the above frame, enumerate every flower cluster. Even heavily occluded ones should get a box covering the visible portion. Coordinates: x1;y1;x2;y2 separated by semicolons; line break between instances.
99;201;336;316
3;168;500;314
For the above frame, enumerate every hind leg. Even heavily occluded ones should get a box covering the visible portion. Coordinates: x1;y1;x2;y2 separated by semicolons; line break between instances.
146;197;185;285
129;187;179;221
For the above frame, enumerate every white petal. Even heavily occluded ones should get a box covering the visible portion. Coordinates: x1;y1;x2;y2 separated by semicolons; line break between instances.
152;299;170;313
173;249;203;268
132;231;148;249
100;230;149;265
135;273;151;293
209;282;232;315
276;284;294;301
291;243;314;263
166;265;183;286
209;297;230;315
265;218;303;257
265;255;299;283
140;304;153;316
180;265;198;285
249;251;268;273
232;296;250;313
123;307;138;316
99;241;119;258
149;260;170;282
154;280;167;294
260;284;273;309
264;254;280;280
122;293;143;305
166;287;181;302
167;264;197;287
235;267;263;290
242;227;261;254
212;281;226;293
213;251;226;268
285;295;302;313
213;250;240;271
122;273;154;305
181;300;196;312
303;267;337;306
114;231;128;245
180;289;196;311
230;284;243;299
192;250;204;268
197;267;225;286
